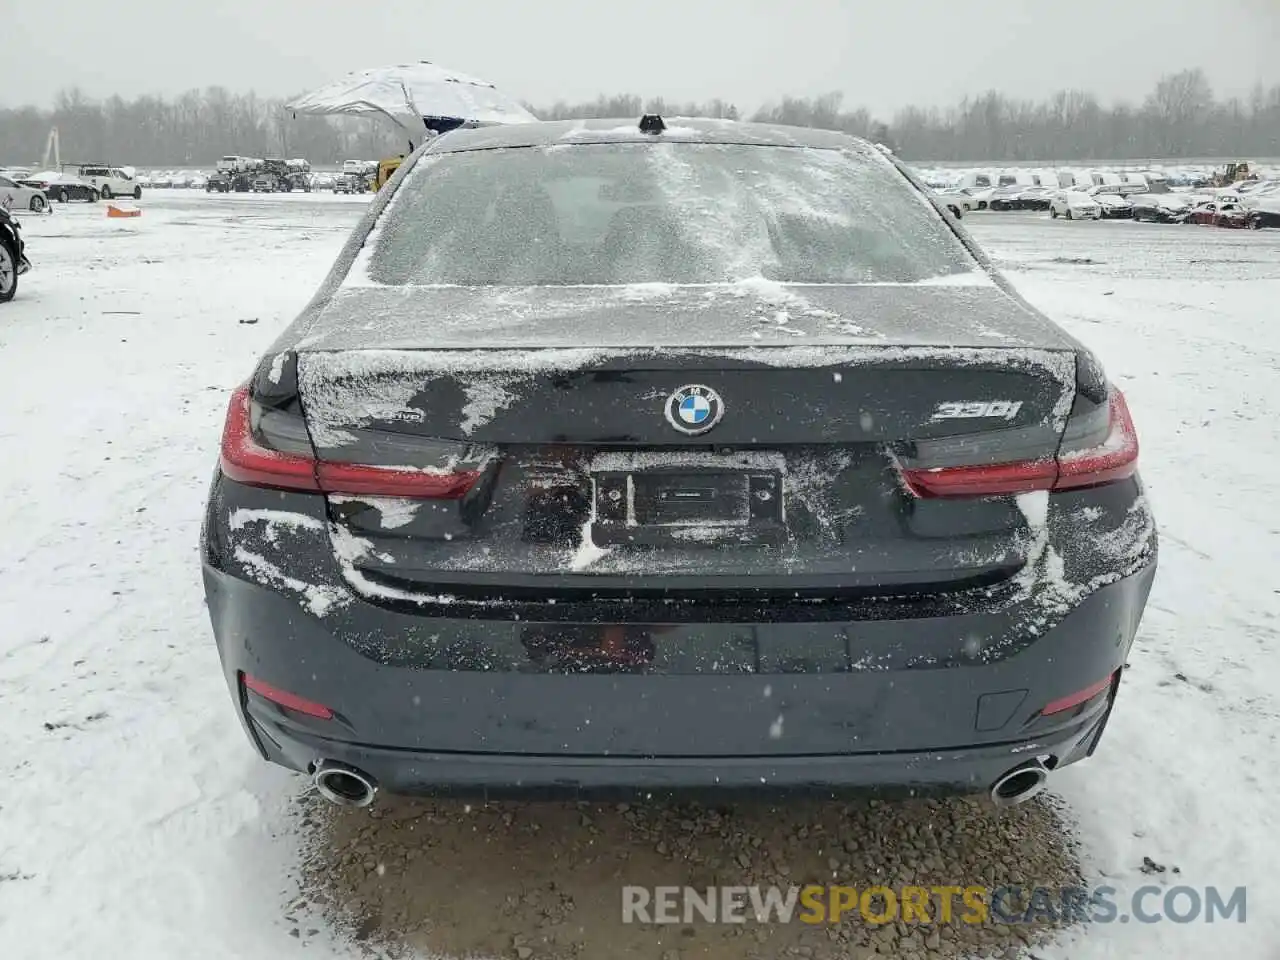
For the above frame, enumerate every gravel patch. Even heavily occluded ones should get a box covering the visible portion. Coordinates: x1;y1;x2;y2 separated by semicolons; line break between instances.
296;792;1081;959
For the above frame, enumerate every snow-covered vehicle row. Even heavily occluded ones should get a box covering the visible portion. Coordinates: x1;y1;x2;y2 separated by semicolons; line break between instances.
931;174;1280;228
921;161;1280;228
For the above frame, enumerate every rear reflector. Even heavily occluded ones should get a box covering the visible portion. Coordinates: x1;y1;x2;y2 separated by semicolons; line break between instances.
315;460;481;498
242;673;334;720
900;457;1057;497
219;385;480;499
901;390;1139;498
1040;671;1117;717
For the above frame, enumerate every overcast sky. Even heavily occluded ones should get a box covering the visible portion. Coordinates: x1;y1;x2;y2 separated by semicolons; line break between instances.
3;0;1279;115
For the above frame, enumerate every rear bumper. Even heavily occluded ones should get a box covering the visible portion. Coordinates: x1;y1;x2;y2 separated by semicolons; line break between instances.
248;712;1113;799
202;479;1156;797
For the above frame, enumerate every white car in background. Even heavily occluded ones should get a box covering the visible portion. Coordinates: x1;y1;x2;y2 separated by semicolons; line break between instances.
0;173;48;213
1049;189;1102;220
964;185;1000;210
1086;185;1137;219
929;188;969;217
77;165;142;200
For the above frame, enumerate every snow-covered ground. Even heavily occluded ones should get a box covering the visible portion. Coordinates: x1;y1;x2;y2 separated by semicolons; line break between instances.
1;194;1277;959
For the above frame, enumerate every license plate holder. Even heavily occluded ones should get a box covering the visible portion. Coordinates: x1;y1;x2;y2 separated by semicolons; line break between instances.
591;469;784;546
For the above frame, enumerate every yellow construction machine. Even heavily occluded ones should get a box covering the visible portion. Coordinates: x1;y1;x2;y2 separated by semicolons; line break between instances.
374;156;405;191
1211;162;1257;188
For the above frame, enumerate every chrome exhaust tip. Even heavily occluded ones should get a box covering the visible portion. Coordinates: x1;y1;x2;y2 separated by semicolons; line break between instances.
990;759;1049;808
313;760;378;807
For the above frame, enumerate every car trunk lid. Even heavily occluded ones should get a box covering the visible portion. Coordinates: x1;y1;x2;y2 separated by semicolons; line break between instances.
291;284;1077;598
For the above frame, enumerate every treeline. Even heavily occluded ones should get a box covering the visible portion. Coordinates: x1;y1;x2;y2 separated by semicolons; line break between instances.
0;87;407;168
533;72;1280;162
2;69;1278;166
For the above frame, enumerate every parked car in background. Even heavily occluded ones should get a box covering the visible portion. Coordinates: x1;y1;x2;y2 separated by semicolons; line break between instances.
1049;190;1102;220
1014;185;1056;211
332;175;366;194
1186;200;1249;228
955;170;997;191
0;207;31;303
77;165;142;200
0;174;49;213
930;189;967;218
987;185;1026;211
962;185;998;210
1234;178;1278;197
1236;185;1280;228
1236;180;1279;208
1248;207;1280;229
20;171;98;203
1087;186;1135;219
1131;194;1191;223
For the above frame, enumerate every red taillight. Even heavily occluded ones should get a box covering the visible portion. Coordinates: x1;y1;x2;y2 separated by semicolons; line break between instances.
218;384;480;499
1054;390;1139;490
242;673;334;720
1040;671;1118;717
219;385;320;492
901;390;1139;498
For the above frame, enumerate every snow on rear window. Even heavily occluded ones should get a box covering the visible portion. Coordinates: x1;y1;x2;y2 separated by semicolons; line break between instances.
366;143;978;286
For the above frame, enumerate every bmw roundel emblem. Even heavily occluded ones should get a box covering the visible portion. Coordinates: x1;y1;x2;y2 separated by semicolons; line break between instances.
665;384;724;436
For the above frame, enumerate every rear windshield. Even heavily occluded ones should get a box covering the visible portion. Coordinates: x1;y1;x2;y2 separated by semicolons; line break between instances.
367;143;978;285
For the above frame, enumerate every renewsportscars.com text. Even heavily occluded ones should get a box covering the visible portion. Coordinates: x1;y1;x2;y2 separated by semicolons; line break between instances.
622;884;1246;926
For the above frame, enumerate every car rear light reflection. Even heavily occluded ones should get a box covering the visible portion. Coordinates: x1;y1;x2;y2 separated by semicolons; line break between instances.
219;384;480;499
242;673;334;720
901;390;1139;498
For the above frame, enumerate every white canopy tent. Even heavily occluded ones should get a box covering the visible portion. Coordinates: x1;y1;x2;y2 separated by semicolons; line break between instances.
287;61;536;149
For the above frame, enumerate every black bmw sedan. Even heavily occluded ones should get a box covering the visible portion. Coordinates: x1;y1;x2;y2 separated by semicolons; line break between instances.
201;117;1157;808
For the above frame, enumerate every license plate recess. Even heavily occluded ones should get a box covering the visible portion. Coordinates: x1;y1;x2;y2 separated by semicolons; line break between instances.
591;467;784;547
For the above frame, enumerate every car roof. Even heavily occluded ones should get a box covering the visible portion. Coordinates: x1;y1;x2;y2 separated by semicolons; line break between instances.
425;117;879;155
